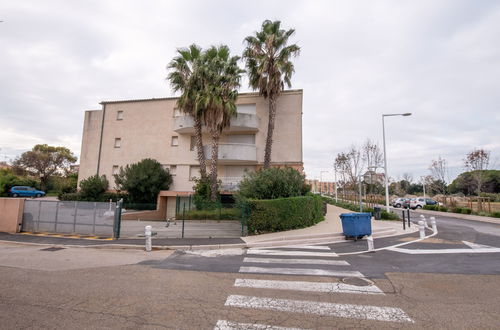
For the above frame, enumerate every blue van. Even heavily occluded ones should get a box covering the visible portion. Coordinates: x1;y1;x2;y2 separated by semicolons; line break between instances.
8;186;46;198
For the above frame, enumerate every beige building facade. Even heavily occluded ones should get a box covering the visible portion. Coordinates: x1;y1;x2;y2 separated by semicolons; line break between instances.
78;89;303;218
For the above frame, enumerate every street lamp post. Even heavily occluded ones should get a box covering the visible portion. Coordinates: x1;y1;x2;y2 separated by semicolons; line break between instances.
382;113;412;212
333;164;338;202
320;171;328;196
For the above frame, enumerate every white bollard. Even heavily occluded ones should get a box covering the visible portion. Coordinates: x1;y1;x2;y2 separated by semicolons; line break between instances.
418;220;425;239
420;214;427;227
430;217;437;232
367;235;374;252
145;225;152;252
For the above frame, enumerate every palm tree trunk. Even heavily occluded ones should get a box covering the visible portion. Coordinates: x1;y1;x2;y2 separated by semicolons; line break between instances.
194;116;207;179
209;130;220;202
264;95;277;169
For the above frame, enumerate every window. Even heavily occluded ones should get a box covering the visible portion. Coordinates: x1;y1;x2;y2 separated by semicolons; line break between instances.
116;111;123;120
112;165;120;175
114;138;121;148
190;136;196;151
169;165;177;175
189;166;200;181
171;136;179;146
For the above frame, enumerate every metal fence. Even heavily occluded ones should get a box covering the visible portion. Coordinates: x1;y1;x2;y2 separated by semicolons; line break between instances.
22;200;121;237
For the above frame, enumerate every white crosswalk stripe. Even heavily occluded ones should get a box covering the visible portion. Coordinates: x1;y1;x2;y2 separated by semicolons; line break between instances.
239;266;364;277
243;257;349;266
214;320;306;330
234;278;384;295
216;245;414;327
258;244;331;250
225;295;414;323
246;249;338;258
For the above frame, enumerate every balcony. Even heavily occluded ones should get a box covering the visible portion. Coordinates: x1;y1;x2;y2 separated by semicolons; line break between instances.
220;177;244;192
203;143;257;164
173;113;260;134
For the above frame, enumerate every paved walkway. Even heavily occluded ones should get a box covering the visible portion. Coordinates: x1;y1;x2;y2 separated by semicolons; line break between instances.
242;204;414;245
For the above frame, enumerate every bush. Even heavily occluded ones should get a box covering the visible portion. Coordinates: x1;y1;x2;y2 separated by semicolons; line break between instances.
80;175;108;200
59;191;131;203
243;195;324;233
237;167;310;200
461;208;472;214
0;169;39;196
423;205;438;211
322;196;399;220
491;212;500;218
438;206;448;212
192;177;220;210
177;208;240;220
114;158;172;203
452;207;463;214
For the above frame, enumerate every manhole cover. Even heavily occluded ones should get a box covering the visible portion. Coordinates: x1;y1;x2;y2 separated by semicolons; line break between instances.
342;277;373;287
40;247;66;252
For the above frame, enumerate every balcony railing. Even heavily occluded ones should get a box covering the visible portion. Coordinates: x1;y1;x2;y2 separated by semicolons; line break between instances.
174;113;260;134
203;143;257;163
220;177;244;192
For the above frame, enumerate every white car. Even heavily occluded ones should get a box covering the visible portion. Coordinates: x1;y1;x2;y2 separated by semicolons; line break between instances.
410;197;441;209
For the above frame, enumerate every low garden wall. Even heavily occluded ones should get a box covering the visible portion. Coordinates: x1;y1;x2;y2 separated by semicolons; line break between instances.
0;198;24;233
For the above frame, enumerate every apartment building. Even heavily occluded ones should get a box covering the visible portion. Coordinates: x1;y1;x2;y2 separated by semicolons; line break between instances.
78;89;303;218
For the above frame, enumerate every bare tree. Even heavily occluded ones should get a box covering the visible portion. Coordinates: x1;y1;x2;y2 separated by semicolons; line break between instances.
429;156;448;194
402;172;413;184
345;145;365;186
464;149;490;196
362;139;383;171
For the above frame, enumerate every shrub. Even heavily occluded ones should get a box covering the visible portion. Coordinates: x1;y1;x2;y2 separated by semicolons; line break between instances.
461;208;472;214
192;177;220;210
114;158;172;203
237;167;310;200
243;195;324;233
322;196;399;220
452;207;463;214
177;208;240;220
438;206;448;212
59;191;131;203
423;205;438;211
491;212;500;218
80;174;108;200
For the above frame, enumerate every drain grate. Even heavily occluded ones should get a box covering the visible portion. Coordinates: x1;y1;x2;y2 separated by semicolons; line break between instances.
40;247;66;252
342;277;373;287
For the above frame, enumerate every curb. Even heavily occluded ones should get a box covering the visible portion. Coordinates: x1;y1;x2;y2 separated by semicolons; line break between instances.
0;227;412;252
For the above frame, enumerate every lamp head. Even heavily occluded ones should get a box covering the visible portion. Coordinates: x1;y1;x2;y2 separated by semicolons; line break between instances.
403;113;412;116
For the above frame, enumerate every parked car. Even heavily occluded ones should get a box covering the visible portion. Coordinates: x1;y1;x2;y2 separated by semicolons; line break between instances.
392;198;410;208
410;197;441;209
8;186;45;198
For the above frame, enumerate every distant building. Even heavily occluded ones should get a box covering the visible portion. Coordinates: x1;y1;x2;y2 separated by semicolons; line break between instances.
78;90;303;219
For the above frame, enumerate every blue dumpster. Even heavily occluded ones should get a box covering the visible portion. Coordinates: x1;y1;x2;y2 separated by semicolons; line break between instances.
339;213;372;240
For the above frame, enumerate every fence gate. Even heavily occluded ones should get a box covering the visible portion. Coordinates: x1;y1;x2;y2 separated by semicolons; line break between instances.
22;200;119;237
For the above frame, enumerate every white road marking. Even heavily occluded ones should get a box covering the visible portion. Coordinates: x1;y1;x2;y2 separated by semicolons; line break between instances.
462;241;496;249
263;245;332;250
225;295;413;323
388;247;500;254
239;266;364;277
247;249;338;258
234;279;384;295
214;320;306;330
243;257;349;266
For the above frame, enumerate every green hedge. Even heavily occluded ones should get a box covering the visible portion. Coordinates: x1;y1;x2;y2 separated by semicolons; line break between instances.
60;192;130;202
177;208;240;220
243;195;324;233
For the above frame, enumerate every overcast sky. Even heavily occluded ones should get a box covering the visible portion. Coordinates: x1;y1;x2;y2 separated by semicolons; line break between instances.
1;0;499;183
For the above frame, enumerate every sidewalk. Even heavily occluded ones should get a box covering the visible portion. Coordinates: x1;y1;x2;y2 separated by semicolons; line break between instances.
242;204;415;247
0;204;415;250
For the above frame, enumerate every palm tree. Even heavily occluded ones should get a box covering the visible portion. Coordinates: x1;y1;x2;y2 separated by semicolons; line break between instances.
196;45;243;201
243;20;300;169
167;44;207;179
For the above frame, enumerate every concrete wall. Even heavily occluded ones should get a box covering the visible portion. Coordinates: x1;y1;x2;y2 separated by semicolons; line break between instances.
0;198;24;233
78;90;303;192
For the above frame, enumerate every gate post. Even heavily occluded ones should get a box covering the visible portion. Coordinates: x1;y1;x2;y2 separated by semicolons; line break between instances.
113;199;123;239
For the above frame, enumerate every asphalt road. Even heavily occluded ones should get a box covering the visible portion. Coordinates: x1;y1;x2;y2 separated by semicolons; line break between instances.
0;214;499;329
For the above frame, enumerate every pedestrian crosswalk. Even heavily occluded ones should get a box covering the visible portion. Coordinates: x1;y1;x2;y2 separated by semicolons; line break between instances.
214;244;414;329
